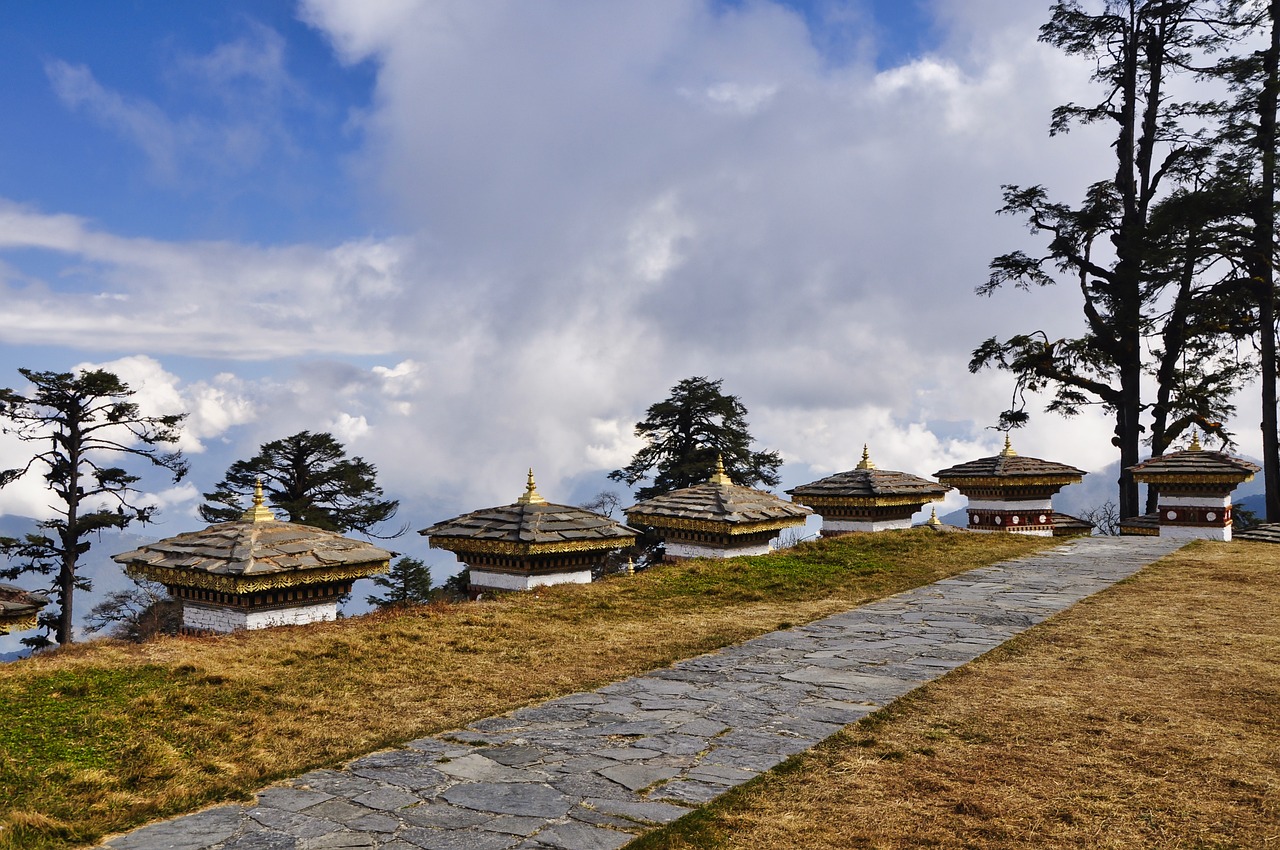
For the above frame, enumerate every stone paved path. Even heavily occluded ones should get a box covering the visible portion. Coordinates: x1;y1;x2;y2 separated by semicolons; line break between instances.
99;535;1185;850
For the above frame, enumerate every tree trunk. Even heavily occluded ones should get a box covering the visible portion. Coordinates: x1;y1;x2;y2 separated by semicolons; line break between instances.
1258;0;1280;522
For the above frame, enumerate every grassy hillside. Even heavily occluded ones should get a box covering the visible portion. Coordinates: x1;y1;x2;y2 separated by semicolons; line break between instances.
0;529;1049;850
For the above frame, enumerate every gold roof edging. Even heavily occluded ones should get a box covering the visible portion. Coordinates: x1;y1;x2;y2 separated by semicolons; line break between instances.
0;612;40;635
428;536;635;557
123;561;389;595
624;513;806;536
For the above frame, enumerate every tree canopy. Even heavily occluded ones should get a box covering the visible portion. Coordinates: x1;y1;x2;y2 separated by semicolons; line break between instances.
609;376;782;501
0;368;187;646
366;556;433;609
971;0;1269;518
199;431;402;537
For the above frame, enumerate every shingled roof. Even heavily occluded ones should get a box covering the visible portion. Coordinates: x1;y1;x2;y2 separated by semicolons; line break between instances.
788;446;949;503
626;457;811;530
112;483;393;590
934;435;1085;482
421;471;638;554
0;583;49;634
1128;435;1259;482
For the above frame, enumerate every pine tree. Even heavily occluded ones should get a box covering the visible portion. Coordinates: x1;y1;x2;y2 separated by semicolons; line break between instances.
0;368;187;645
199;431;402;537
609;377;782;500
365;556;433;608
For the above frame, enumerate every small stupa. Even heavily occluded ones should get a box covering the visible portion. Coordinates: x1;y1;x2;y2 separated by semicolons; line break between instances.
1127;432;1259;541
0;583;49;636
935;435;1090;537
624;455;811;560
787;445;950;535
113;481;393;633
422;470;639;595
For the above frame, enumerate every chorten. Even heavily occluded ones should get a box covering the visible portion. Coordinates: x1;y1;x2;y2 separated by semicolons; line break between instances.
935;435;1089;537
624;456;811;560
113;481;393;633
0;583;49;636
787;445;950;536
1127;432;1259;541
422;470;638;595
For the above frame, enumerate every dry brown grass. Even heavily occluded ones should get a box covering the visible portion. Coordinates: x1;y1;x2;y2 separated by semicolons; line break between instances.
0;530;1048;850
630;540;1280;850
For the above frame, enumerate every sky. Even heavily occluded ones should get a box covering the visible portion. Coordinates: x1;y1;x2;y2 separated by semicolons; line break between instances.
0;0;1263;593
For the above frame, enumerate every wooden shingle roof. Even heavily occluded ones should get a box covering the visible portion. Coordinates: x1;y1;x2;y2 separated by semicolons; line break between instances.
0;583;49;635
421;471;638;555
112;484;392;592
626;458;811;533
934;435;1085;483
788;446;949;505
1128;439;1259;483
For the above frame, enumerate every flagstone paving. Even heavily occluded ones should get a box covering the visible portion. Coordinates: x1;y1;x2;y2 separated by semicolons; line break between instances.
98;535;1186;850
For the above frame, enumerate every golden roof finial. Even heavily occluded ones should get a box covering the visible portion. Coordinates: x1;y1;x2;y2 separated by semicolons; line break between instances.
516;468;547;505
708;453;732;486
999;433;1017;457
926;507;942;528
625;557;635;577
855;444;876;470
240;477;276;523
1189;429;1202;451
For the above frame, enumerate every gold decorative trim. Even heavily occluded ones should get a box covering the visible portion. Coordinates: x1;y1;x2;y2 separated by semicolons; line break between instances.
428;536;633;556
1130;472;1255;485
792;494;944;509
123;561;388;595
0;612;39;635
625;513;806;535
941;475;1080;488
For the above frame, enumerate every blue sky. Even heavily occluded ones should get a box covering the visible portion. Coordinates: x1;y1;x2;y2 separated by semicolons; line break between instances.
0;0;1241;637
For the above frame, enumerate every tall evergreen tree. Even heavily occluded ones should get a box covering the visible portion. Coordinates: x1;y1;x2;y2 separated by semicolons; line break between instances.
972;0;1212;519
0;368;187;646
609;376;782;501
199;431;402;537
366;556;433;609
1201;0;1280;519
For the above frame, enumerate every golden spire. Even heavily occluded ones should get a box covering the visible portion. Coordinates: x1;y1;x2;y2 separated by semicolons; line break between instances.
926;507;942;528
855;444;876;470
516;468;547;504
1189;429;1202;451
240;478;276;523
708;454;732;486
999;433;1017;457
625;557;635;577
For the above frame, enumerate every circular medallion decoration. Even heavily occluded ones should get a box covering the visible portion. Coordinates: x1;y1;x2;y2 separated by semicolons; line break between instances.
1012;515;1020;524
1206;512;1217;522
994;515;1002;525
1167;510;1178;520
1038;514;1048;524
970;513;978;524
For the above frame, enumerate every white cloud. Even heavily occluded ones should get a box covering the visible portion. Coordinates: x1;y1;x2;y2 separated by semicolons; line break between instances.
2;0;1251;531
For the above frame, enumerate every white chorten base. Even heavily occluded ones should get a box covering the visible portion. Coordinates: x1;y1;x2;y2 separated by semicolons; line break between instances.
823;517;912;535
182;601;338;633
1159;525;1231;542
665;540;773;559
970;527;1055;538
469;569;593;592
